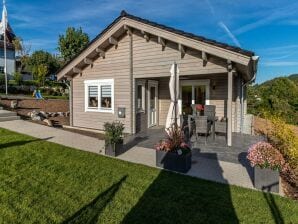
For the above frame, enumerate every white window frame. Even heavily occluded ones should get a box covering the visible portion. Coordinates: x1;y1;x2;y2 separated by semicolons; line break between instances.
136;80;146;113
84;79;114;113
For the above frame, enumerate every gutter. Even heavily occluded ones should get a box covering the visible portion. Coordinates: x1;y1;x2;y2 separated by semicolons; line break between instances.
240;55;259;133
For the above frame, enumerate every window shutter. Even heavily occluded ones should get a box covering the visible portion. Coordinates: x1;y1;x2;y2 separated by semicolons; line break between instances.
101;85;111;97
88;86;98;97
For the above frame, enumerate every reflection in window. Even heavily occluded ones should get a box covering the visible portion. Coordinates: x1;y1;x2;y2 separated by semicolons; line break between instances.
88;86;98;108
101;85;112;108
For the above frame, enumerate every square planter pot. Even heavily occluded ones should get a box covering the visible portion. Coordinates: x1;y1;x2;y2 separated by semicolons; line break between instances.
105;143;124;157
156;150;192;173
254;166;279;193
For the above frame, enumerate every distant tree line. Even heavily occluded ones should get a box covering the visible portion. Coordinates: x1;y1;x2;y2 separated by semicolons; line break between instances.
8;27;89;87
248;74;298;125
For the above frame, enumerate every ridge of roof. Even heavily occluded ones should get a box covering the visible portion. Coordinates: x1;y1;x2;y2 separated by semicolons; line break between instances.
57;10;254;76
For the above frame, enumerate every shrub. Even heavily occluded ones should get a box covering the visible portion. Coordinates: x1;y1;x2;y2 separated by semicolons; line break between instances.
104;121;125;148
13;72;22;85
0;74;5;85
247;141;286;171
155;124;190;155
268;116;298;169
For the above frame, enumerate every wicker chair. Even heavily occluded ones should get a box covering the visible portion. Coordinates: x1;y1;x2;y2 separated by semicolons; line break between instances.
195;116;211;144
204;105;216;121
215;119;227;141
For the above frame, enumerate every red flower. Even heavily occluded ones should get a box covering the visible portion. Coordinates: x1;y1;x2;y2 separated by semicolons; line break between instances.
196;104;204;111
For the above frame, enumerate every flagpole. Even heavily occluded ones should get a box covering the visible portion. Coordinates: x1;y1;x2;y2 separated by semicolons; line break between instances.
3;0;7;95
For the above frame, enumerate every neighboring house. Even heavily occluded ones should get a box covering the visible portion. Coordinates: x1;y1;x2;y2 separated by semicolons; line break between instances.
0;23;16;78
57;11;259;146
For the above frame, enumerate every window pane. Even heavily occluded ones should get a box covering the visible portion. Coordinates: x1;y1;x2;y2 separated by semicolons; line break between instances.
181;86;192;115
194;85;206;105
137;85;143;109
101;85;112;108
88;86;98;107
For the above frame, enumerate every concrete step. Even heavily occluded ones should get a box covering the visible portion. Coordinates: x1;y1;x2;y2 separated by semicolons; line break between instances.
0;111;17;117
0;116;20;122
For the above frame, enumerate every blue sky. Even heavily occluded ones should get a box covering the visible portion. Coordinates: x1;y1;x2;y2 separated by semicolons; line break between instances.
6;0;298;83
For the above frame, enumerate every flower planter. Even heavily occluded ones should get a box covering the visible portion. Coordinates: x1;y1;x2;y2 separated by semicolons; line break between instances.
105;143;124;157
156;150;192;173
254;166;279;193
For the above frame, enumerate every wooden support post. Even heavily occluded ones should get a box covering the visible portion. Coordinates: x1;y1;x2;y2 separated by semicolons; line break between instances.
158;36;166;51
227;62;233;146
178;44;186;58
202;51;208;66
109;36;118;48
72;67;82;74
96;47;105;59
141;30;150;42
83;58;93;66
124;25;132;36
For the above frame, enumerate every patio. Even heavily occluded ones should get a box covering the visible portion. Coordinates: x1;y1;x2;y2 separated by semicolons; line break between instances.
127;126;264;164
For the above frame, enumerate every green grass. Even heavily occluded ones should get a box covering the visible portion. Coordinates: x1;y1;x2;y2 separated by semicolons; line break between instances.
0;128;297;224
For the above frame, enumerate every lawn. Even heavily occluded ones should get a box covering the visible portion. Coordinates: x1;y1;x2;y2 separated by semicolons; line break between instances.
0;128;297;224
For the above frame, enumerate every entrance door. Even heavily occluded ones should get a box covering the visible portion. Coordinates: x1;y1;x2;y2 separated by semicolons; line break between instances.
179;80;210;115
148;81;158;127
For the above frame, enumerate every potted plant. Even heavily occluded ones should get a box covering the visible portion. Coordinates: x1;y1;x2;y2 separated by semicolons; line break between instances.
104;121;125;157
155;124;191;173
247;141;286;193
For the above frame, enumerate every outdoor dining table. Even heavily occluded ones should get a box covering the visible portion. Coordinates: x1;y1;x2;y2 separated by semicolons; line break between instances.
187;115;218;141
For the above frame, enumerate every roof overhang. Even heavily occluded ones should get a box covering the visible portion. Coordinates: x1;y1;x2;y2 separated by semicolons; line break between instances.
57;11;257;81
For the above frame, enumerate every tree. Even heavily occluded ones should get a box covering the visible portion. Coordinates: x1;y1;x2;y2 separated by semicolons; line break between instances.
58;27;89;63
28;50;59;78
32;64;48;86
12;37;31;73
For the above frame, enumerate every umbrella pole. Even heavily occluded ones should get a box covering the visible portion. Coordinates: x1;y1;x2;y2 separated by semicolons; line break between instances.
174;62;177;128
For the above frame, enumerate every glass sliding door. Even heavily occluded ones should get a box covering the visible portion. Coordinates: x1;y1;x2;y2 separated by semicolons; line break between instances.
179;80;210;115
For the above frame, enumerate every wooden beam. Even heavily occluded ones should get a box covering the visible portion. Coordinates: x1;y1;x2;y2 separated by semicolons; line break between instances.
95;47;105;58
72;67;82;74
178;44;186;58
227;59;233;71
124;25;132;36
202;51;208;66
109;36;118;46
83;58;93;65
141;30;150;42
158;36;166;51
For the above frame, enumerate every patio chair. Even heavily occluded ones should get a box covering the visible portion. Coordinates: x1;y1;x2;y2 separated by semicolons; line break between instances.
215;119;227;141
204;105;216;121
195;116;211;144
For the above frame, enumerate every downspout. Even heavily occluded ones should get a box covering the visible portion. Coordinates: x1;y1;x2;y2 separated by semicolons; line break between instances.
240;55;259;133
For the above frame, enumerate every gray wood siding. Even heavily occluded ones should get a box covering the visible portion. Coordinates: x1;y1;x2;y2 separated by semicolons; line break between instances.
72;35;132;133
132;33;226;78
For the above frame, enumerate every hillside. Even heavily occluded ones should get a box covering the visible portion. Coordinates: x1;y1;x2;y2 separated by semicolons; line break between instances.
248;74;298;125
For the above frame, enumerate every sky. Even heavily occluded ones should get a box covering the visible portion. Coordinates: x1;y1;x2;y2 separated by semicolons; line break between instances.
6;0;298;83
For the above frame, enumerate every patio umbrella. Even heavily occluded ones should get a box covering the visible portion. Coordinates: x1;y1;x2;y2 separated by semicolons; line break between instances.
165;62;180;131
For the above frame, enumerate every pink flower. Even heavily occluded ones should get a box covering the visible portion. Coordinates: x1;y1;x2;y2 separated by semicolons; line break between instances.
247;141;286;171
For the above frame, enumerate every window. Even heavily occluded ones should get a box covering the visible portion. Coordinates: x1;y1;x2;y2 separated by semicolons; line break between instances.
137;80;145;112
88;86;98;108
84;79;114;113
0;66;4;73
101;85;112;109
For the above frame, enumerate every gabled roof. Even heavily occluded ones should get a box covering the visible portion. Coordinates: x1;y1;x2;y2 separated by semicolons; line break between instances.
57;10;257;80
